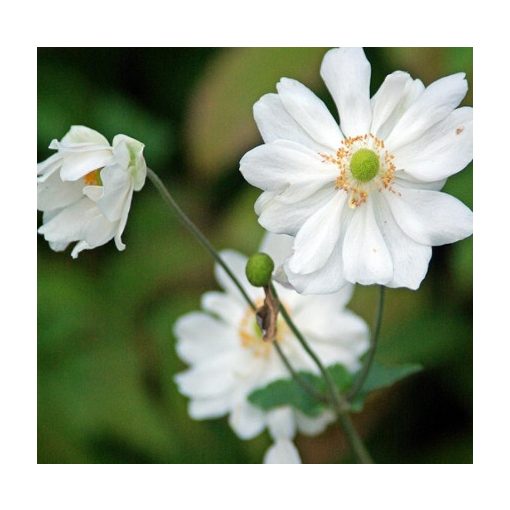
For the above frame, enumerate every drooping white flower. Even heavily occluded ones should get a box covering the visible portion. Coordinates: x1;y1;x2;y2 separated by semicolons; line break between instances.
240;48;473;293
37;125;146;258
174;233;369;461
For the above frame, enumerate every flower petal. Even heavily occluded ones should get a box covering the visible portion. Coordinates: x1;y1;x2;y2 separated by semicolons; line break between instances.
374;193;432;290
288;192;346;274
342;199;393;285
201;291;245;327
370;71;412;136
59;150;113;181
174;311;236;364
267;407;296;440
276;78;343;150
320;47;372;137
386;73;468;151
253;93;330;152
239;140;336;192
387;184;473;246
188;395;232;420
37;170;84;211
284;234;348;295
229;401;266;440
264;439;301;464
258;185;336;236
394;107;473;181
295;411;335;436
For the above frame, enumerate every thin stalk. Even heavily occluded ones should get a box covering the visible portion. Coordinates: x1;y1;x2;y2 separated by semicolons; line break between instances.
271;283;373;464
147;168;255;311
147;168;320;403
347;286;385;401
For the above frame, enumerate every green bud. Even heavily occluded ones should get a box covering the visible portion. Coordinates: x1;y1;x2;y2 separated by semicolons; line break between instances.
245;252;275;287
349;148;379;182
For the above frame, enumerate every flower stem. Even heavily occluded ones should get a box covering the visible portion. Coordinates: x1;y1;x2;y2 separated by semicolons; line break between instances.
270;283;373;464
146;168;319;403
347;286;385;401
147;168;255;311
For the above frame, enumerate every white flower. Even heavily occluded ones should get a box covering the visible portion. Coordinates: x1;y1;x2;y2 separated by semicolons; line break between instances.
240;48;473;293
174;233;369;460
37;125;146;258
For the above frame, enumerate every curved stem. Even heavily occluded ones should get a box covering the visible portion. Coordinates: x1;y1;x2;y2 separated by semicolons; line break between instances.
347;286;385;401
147;168;255;311
271;283;373;464
147;169;318;402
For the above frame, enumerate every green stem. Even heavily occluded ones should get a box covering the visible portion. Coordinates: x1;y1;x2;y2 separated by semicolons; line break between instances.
147;168;318;402
271;283;373;464
347;286;385;401
147;168;255;311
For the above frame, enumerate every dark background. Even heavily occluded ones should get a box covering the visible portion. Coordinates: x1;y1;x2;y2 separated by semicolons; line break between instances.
37;47;473;463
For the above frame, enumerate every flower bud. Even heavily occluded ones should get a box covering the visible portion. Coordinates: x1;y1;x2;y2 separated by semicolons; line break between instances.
245;252;274;287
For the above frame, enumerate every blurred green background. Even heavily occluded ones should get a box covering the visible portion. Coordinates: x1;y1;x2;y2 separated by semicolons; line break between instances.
37;47;473;464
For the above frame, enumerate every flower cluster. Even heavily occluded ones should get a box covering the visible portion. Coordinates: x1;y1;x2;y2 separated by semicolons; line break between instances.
37;48;473;464
173;234;369;463
240;48;473;293
38;126;146;258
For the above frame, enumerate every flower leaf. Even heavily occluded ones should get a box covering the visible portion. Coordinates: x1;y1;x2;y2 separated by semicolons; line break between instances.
247;363;354;417
350;362;423;411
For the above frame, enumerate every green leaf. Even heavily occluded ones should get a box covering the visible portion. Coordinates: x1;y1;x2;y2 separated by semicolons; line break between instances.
351;362;423;411
248;373;325;417
248;363;354;417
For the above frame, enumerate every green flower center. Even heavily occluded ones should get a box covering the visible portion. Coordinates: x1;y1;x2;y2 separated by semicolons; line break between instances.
349;149;380;182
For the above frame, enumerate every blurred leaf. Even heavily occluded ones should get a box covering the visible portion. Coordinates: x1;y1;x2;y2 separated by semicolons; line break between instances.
351;362;423;411
248;372;326;417
185;47;328;179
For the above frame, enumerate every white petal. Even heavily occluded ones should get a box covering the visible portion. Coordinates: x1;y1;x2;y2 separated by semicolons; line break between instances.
37;170;84;211
258;185;336;236
37;153;62;181
175;358;237;399
370;71;412;136
374;78;425;141
296;411;335;436
112;134;147;191
188;395;232;420
386;73;468;151
38;198;116;256
114;184;134;251
59;150;113;181
288;192;346;274
276;78;343;150
60;125;110;146
284;234;348;295
174;311;236;364
96;164;131;221
240;140;336;192
267;407;296;440
386;185;473;246
342;199;393;285
264;439;301;464
375;193;432;290
320;47;372;137
254;93;331;152
228;401;266;440
393;107;473;181
394;170;446;192
201;291;245;326
259;233;294;269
